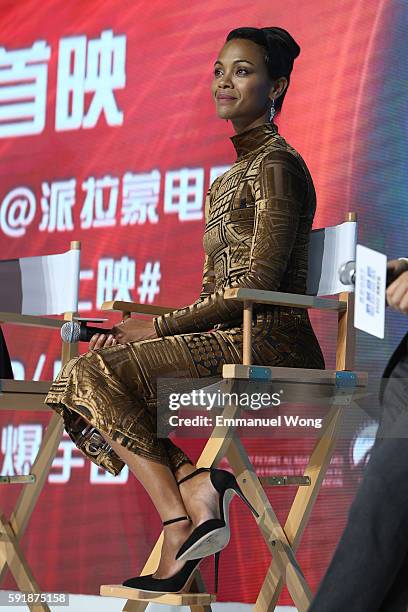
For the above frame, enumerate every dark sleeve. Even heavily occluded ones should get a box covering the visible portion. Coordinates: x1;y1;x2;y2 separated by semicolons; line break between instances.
0;327;13;379
153;150;307;336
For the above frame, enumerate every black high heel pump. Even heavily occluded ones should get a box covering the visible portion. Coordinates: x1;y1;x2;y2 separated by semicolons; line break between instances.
122;515;221;593
176;467;259;562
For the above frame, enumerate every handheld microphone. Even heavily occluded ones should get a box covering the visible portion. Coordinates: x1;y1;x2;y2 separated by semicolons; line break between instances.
339;259;408;288
339;261;356;286
61;321;114;343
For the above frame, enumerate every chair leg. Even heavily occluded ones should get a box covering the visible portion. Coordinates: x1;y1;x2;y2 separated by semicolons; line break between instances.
122;601;148;612
0;513;50;612
189;574;213;612
0;413;64;587
122;600;148;612
226;438;313;612
253;405;344;611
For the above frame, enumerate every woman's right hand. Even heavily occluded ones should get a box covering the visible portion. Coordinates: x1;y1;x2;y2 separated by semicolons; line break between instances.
89;333;118;351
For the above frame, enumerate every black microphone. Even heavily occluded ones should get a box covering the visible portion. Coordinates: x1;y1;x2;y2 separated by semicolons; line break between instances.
61;321;114;343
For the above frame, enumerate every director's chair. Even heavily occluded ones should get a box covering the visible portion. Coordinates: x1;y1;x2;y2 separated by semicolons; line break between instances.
0;242;80;611
100;213;367;611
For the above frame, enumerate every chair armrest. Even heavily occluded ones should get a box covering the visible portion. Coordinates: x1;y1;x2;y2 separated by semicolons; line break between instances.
101;300;176;316
0;312;63;329
101;289;347;321
223;288;347;312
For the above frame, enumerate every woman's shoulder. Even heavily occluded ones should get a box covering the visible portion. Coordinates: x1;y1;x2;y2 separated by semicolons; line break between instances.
255;134;313;184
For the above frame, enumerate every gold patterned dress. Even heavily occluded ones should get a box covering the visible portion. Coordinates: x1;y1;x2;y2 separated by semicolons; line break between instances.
45;122;325;476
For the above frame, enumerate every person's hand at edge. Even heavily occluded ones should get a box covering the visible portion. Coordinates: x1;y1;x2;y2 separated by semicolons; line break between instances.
386;258;408;315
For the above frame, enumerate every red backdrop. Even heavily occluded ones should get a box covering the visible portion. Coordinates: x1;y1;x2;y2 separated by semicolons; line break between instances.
0;0;391;603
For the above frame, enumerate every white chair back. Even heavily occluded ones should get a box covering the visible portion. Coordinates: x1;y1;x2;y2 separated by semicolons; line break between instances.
0;247;80;315
307;220;357;296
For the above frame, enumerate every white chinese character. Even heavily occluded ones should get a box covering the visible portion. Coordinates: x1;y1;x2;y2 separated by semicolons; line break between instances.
164;168;204;221
1;425;17;475
14;425;42;474
53;359;62;379
209;165;231;186
10;360;24;380
121;170;160;225
78;268;94;311
49;434;85;483
1;424;42;475
0;41;51;137
56;30;126;131
39;179;76;232
81;175;119;229
90;462;129;484
0;187;36;237
97;256;136;307
137;261;161;303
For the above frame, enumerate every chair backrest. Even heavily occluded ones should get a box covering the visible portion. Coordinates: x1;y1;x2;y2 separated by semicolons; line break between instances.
0;243;80;316
307;218;357;297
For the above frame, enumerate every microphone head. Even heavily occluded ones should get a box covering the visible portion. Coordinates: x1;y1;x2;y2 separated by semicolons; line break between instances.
339;260;356;286
61;321;81;343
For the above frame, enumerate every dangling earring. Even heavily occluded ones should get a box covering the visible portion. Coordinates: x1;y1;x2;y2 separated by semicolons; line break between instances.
269;98;276;122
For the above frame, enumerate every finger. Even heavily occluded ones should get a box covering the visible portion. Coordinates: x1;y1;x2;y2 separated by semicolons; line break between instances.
89;334;100;350
399;292;408;315
386;275;404;303
387;276;400;300
104;334;115;347
387;274;408;308
94;334;108;349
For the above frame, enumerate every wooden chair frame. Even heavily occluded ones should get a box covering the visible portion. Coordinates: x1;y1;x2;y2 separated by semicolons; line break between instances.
98;214;368;611
0;242;80;611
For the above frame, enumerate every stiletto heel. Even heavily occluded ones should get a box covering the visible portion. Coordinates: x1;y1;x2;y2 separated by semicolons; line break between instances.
214;551;220;593
176;468;259;562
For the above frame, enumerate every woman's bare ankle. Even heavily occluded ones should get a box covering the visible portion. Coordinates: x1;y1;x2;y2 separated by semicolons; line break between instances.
178;472;220;525
174;462;196;483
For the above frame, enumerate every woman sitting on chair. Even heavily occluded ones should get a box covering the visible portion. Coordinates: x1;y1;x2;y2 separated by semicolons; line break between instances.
45;26;325;592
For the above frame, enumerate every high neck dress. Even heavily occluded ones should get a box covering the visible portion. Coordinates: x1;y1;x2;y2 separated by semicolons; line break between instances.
44;122;325;476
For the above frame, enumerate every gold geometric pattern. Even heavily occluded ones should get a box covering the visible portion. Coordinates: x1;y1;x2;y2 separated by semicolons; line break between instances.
154;123;318;335
44;122;325;476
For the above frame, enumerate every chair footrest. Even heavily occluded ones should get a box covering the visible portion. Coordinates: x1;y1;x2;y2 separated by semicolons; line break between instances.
0;474;36;484
259;475;311;486
100;584;216;605
222;364;368;386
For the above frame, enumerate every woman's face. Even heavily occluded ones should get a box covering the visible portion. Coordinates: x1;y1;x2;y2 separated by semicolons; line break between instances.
212;38;282;133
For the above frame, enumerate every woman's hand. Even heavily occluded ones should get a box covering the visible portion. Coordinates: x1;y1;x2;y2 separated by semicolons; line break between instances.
113;318;157;343
89;333;117;351
89;318;157;350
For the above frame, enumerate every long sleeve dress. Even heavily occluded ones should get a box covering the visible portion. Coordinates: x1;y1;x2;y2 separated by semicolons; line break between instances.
44;122;325;476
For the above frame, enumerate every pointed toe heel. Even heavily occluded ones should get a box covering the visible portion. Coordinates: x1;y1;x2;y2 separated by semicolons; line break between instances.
121;514;221;594
176;467;259;562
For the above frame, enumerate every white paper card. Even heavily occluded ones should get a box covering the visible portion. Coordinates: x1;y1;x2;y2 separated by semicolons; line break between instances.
354;244;387;339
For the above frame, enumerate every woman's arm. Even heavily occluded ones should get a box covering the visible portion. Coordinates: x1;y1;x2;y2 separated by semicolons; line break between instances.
153;149;308;336
195;188;216;301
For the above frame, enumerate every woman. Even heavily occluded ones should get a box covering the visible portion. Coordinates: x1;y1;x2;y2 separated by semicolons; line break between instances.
45;26;325;593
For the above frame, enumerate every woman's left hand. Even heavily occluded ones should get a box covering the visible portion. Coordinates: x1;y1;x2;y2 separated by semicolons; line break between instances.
112;317;158;344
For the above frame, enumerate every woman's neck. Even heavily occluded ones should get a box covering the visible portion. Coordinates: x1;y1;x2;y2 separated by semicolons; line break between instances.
232;114;270;135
